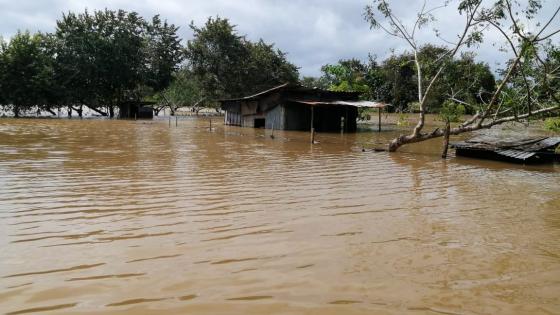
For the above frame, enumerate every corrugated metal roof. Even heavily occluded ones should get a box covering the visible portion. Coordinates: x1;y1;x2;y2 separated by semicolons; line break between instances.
452;136;559;162
219;84;361;102
495;149;536;160
289;100;389;108
220;83;290;102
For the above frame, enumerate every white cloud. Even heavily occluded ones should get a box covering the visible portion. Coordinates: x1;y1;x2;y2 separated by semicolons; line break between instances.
0;0;558;76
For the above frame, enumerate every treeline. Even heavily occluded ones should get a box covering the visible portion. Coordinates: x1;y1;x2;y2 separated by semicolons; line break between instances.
302;45;496;114
5;8;552;119
0;10;299;118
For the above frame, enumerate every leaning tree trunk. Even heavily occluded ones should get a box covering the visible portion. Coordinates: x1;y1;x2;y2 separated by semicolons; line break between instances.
85;105;108;117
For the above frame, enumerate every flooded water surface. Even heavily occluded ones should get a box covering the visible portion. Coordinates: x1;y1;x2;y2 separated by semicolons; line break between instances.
0;118;559;315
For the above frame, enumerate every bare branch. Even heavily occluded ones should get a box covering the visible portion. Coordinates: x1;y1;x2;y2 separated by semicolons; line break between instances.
534;5;560;39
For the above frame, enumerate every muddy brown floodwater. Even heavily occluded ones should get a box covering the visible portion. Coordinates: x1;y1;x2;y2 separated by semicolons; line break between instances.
0;118;559;315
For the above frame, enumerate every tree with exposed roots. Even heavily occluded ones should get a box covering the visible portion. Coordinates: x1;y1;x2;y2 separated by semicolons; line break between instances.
365;0;560;152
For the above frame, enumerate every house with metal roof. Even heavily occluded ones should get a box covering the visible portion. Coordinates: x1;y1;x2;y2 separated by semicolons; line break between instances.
219;83;386;133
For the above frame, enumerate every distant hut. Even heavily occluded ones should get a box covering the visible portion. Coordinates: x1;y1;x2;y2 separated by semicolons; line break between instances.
219;83;386;132
119;101;155;119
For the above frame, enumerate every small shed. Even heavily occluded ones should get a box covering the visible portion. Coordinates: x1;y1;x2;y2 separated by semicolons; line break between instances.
119;101;155;119
220;84;386;132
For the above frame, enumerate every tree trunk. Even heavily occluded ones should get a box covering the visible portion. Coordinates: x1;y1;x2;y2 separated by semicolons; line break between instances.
70;106;83;118
441;121;451;159
388;104;560;152
13;106;20;118
85;105;108;117
109;106;114;118
47;108;57;116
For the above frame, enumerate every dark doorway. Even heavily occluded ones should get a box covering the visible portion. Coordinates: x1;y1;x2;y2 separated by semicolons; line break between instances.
254;118;266;128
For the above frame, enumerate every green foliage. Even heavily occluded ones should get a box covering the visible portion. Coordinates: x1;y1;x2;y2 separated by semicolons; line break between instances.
397;112;410;126
544;117;560;133
186;17;298;100
319;57;383;100
439;100;466;123
0;9;183;117
408;102;421;113
157;68;205;114
0;31;55;117
300;76;329;89
144;15;184;93
54;9;170;115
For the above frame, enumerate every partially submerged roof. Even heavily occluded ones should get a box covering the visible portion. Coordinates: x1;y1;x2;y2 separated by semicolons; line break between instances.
452;136;560;162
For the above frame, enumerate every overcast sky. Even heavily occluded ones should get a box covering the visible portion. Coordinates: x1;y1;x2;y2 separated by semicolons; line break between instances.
0;0;558;76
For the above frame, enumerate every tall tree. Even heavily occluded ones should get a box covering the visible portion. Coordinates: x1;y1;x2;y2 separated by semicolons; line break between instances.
0;31;54;117
144;15;184;93
53;9;183;118
186;17;299;100
156;68;205;116
365;0;560;152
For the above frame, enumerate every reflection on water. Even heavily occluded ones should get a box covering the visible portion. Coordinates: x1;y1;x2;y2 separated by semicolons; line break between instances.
0;118;559;315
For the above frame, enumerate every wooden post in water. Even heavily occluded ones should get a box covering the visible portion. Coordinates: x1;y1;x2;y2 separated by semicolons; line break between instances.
345;107;348;133
134;113;137;121
310;106;315;144
441;121;451;159
176;116;178;127
169;116;171;127
209;118;212;131
271;122;275;139
378;107;382;132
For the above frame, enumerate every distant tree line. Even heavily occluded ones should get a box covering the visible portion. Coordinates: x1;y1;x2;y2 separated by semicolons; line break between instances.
0;10;299;118
1;3;558;129
302;45;497;115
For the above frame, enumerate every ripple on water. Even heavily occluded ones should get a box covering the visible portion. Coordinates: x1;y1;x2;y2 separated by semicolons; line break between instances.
0;118;559;315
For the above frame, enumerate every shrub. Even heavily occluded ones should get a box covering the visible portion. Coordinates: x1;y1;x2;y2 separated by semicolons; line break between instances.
439;100;465;123
544;117;560;133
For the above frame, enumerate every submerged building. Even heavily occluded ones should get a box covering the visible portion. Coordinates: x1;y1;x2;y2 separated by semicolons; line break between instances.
219;84;386;132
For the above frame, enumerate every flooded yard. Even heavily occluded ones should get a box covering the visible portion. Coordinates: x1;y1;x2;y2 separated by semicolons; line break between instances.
0;118;559;315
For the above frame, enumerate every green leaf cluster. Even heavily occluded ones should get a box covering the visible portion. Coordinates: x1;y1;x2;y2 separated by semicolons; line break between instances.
185;17;299;101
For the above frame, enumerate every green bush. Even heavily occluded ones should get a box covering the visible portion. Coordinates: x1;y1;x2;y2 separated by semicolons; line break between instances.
439;100;465;123
397;112;410;126
408;102;421;113
544;117;560;133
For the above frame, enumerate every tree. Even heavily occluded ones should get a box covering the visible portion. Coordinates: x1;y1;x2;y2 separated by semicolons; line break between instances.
365;0;560;152
186;17;299;100
156;68;205;116
53;9;183;118
0;37;7;109
144;15;184;93
300;76;330;89
0;31;54;117
244;39;299;93
321;59;372;95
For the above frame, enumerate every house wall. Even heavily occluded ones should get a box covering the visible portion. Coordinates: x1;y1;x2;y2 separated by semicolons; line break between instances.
265;105;285;130
283;103;311;131
221;88;359;132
